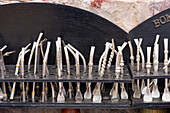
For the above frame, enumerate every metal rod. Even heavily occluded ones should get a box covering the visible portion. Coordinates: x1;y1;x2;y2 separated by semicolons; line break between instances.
41;42;51;102
134;38;143;71
0;46;7;102
62;40;74;99
34;32;43;75
67;44;86;73
56;41;65;102
128;41;134;67
143;47;152;102
107;39;115;70
100;42;110;76
21;48;26;102
162;38;170;101
40;39;49;75
15;49;30;76
28;42;36;72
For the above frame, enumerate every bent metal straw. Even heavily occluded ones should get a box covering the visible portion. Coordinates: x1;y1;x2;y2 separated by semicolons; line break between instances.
56;41;65;102
84;46;95;99
10;46;30;100
3;51;15;93
15;43;31;76
40;39;50;100
66;43;87;102
28;42;36;73
75;51;83;102
67;44;87;73
93;42;110;103
0;45;7;101
56;37;66;99
111;46;122;101
62;40;74;99
140;44;145;93
57;39;66;96
31;33;44;101
66;45;84;102
26;42;36;99
41;41;51;102
34;32;43;75
14;44;30;75
40;38;55;101
111;42;127;101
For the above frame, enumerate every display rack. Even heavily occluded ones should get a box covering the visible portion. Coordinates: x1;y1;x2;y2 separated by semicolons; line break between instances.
0;3;132;109
129;63;170;79
1;65;131;83
131;97;170;109
0;99;131;109
0;64;131;109
130;88;170;109
129;7;170;109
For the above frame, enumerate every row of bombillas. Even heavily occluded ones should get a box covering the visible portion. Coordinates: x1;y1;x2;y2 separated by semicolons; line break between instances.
0;33;169;103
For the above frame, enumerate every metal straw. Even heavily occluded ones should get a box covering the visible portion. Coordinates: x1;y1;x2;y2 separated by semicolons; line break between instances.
62;41;74;99
162;38;170;101
84;46;95;99
143;47;152;102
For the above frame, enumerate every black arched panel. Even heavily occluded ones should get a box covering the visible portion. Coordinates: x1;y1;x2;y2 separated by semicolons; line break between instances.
129;8;170;62
0;3;128;65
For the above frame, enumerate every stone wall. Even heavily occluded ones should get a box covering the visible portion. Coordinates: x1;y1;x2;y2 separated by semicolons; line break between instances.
0;0;169;32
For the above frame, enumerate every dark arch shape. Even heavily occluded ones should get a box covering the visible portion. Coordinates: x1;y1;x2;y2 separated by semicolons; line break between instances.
129;8;170;62
0;3;128;64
